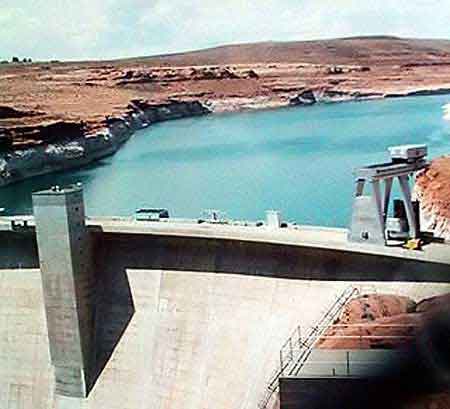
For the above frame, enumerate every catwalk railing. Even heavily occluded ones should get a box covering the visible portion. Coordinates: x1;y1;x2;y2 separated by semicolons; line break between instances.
258;285;360;409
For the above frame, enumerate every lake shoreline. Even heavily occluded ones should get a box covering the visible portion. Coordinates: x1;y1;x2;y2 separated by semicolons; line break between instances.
2;92;450;234
0;100;210;187
1;89;450;188
3;36;450;187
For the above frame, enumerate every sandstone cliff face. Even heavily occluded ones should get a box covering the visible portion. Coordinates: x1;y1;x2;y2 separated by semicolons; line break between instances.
317;294;418;349
317;292;450;350
0;100;210;186
415;157;450;240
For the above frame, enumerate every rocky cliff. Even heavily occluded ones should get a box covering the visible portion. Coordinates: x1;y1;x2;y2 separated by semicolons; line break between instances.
317;292;450;349
415;157;450;240
0;100;209;186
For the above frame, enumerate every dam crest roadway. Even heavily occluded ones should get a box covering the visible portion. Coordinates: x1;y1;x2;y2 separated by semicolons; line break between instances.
1;214;450;268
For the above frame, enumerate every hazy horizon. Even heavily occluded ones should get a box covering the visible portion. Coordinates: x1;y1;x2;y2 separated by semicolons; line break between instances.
2;0;450;61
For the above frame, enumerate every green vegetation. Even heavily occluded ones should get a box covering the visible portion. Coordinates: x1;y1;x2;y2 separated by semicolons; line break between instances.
8;56;33;64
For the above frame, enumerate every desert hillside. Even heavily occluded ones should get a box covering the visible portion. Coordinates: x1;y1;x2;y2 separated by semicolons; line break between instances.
1;36;450;188
2;36;450;146
115;36;450;67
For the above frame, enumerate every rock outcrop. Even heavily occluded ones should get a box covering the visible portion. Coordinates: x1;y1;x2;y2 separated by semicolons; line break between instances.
415;157;450;240
0;100;210;186
317;294;418;349
289;89;317;105
0;106;39;119
3;121;86;148
316;292;449;350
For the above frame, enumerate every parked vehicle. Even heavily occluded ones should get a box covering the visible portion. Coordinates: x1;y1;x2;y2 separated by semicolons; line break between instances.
134;208;169;221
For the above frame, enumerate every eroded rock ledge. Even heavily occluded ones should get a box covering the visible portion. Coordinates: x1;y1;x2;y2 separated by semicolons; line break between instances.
0;100;210;187
415;156;450;240
317;291;450;349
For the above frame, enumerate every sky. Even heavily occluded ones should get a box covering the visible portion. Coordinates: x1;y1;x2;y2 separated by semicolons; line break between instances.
1;0;450;61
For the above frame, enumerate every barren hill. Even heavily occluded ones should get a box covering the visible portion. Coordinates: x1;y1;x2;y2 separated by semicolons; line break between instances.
124;36;450;67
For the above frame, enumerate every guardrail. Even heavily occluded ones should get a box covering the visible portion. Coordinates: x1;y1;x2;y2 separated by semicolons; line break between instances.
258;286;360;409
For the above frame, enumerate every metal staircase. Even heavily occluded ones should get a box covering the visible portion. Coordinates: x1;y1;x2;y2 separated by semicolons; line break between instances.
258;286;360;409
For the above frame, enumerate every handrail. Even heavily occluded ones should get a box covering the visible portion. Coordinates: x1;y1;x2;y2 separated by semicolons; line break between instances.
258;286;360;409
309;335;416;339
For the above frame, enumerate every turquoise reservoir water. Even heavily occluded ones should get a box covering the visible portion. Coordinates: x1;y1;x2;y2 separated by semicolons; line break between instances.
1;95;450;227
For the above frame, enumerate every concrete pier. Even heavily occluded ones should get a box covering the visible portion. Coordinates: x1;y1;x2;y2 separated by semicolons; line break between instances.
32;186;96;398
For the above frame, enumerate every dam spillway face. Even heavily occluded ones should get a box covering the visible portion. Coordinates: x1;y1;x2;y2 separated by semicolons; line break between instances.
32;186;96;398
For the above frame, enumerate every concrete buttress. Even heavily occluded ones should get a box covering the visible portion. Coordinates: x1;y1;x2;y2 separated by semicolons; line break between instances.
32;186;96;398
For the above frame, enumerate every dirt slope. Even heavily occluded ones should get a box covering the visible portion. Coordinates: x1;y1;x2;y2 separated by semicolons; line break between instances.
119;36;450;67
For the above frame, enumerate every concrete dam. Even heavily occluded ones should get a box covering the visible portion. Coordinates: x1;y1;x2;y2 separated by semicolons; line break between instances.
0;180;449;409
1;144;450;409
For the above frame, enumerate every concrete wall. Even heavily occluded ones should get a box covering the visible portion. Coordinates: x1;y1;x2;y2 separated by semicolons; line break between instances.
280;377;373;409
94;233;450;283
279;349;443;409
2;228;450;282
294;349;408;377
0;269;54;409
0;231;38;269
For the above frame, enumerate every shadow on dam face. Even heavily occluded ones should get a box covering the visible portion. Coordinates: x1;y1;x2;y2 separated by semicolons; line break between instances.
0;232;136;396
0;232;39;269
88;238;135;394
1;228;449;281
95;233;450;283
